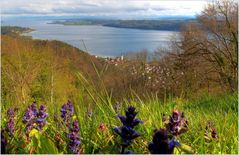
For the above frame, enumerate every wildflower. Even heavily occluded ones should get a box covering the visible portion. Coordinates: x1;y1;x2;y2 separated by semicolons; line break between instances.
114;106;143;153
61;104;68;122
6;108;16;136
23;105;35;124
61;100;74;126
25;122;34;135
6;119;14;136
211;128;217;139
171;110;180;123
165;110;188;136
67;120;81;154
118;106;143;128
148;128;180;154
23;103;37;134
67;100;74;116
30;102;38;117
99;123;107;132
168;138;181;152
23;103;48;135
1;130;7;154
148;128;169;154
205;122;218;141
36;105;48;130
114;126;140;147
7;108;15;117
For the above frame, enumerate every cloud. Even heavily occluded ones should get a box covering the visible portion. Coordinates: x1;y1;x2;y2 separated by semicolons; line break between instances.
0;0;209;17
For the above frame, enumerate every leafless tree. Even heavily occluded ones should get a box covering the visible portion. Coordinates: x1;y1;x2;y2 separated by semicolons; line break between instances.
173;0;238;92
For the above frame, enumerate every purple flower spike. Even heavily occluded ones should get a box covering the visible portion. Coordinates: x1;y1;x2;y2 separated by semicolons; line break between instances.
31;102;38;117
67;100;74;116
114;106;143;153
166;110;188;136
23;103;48;135
23;103;37;135
148;128;179;154
118;106;143;128
1;130;7;154
60;101;75;126
38;105;48;117
114;126;140;146
61;104;68;121
25;122;34;134
23;105;35;124
169;139;181;151
7;108;15;118
7;119;14;136
68;120;81;154
36;105;48;130
6;108;15;136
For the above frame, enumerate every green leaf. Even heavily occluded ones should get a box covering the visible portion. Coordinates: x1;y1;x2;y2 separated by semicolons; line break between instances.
178;143;194;154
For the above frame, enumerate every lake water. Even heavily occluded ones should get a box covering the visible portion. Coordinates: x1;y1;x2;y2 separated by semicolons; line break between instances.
2;17;179;57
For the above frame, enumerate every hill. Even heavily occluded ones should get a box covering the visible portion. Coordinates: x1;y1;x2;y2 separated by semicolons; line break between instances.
1;32;130;106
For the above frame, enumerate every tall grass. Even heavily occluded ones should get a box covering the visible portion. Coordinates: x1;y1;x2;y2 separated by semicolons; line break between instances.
1;88;237;154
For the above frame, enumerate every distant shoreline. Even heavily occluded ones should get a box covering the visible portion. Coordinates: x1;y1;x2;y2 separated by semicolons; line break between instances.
1;26;34;35
49;19;196;31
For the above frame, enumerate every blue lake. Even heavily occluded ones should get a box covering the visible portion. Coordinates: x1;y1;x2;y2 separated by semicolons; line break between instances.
2;17;179;57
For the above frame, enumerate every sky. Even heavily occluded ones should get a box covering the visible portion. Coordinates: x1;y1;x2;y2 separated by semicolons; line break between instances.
1;0;210;18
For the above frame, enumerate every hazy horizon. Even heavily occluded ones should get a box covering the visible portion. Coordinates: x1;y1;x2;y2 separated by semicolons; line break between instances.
1;0;209;19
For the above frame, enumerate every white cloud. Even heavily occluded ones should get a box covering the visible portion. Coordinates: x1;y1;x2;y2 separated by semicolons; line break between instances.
0;0;209;17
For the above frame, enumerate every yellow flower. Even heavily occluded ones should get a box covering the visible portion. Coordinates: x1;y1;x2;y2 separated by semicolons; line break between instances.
72;115;77;120
29;129;39;137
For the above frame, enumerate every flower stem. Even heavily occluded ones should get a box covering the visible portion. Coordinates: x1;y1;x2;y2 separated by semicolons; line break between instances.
121;145;126;154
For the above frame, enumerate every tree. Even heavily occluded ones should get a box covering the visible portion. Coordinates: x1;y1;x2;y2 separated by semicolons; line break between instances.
175;0;238;92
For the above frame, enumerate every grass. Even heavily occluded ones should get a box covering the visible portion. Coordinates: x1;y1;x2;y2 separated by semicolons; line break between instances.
1;91;238;154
